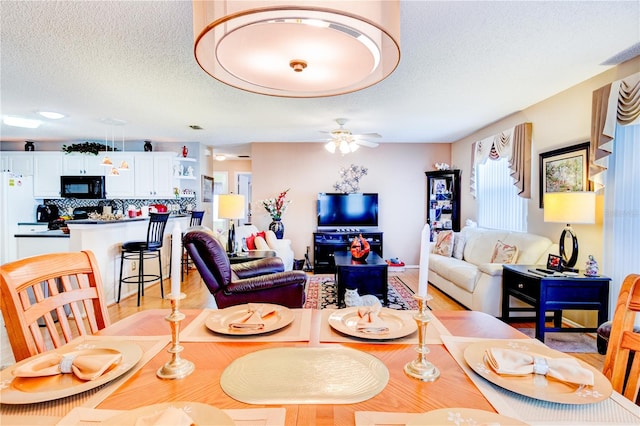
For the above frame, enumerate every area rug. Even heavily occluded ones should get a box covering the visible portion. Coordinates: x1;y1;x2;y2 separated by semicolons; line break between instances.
303;274;418;310
517;327;598;353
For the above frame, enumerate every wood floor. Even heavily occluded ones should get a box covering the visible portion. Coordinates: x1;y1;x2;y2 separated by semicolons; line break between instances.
1;267;604;371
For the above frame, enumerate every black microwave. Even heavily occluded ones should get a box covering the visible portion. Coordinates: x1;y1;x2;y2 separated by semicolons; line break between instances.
60;175;106;199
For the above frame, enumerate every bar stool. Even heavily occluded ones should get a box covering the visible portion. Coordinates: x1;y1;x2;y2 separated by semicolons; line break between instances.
118;212;170;306
182;210;205;280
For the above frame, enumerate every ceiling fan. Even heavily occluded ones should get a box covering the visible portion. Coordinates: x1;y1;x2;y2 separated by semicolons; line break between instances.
321;118;381;154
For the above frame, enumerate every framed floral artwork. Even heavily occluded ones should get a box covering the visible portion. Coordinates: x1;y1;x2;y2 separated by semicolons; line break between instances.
539;141;591;208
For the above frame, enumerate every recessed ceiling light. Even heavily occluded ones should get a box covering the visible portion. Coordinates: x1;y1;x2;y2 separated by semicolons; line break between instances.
215;155;227;161
3;116;41;128
37;111;65;119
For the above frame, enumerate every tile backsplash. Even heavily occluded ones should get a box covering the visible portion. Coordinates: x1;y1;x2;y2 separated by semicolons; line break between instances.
44;197;197;216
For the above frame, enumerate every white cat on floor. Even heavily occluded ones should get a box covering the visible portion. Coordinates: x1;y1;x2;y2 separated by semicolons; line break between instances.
344;288;382;308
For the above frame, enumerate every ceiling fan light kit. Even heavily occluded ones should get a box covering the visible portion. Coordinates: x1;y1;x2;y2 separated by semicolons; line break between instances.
323;118;380;154
193;0;400;97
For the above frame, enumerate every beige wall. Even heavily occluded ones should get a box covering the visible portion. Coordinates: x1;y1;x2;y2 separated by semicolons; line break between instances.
452;56;640;274
213;142;451;264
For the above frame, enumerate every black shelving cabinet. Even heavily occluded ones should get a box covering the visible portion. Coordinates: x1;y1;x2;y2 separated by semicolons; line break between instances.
313;231;383;273
425;169;461;239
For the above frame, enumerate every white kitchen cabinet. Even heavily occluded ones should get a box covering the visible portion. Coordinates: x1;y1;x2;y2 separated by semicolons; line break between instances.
17;224;48;232
62;153;106;175
33;152;63;198
134;153;175;198
1;152;34;175
105;153;136;198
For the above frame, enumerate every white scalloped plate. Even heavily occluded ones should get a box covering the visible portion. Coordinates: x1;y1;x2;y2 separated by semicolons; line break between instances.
205;303;294;335
328;307;417;340
464;340;612;404
0;340;142;404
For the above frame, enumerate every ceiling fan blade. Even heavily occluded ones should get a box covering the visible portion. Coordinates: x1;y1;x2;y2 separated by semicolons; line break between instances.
353;132;381;138
355;139;379;148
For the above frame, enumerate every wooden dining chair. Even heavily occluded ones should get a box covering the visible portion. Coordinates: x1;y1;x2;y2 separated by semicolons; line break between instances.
0;251;110;362
602;273;640;404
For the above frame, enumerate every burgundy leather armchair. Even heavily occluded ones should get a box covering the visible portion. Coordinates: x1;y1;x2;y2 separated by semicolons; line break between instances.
183;229;307;308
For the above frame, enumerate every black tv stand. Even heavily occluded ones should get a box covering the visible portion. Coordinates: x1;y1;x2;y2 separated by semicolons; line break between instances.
313;230;383;274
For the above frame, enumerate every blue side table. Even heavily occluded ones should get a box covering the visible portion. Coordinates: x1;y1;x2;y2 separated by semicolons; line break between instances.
502;264;610;342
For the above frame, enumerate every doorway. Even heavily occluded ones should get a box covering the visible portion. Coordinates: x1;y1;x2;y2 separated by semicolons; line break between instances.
236;172;252;225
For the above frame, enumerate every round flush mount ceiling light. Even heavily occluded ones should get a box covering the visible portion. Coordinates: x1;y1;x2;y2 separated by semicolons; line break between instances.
193;1;400;97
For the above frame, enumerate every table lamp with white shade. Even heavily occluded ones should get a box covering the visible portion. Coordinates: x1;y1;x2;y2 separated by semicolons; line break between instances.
218;194;245;255
543;191;596;272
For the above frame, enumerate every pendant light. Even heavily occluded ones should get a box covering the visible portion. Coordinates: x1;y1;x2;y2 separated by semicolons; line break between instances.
118;127;130;172
100;127;113;167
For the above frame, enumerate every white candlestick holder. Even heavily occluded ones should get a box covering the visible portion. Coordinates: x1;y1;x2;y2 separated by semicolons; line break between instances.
157;293;195;379
404;294;440;382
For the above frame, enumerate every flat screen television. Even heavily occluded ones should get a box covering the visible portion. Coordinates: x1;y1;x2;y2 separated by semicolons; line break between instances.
317;193;378;228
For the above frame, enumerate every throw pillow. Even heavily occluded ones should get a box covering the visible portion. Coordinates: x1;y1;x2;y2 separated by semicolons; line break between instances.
452;232;466;260
490;240;519;264
433;230;454;257
245;234;256;250
256;231;266;240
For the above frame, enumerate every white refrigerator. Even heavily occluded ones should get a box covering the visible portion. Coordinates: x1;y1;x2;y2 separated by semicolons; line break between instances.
0;173;41;265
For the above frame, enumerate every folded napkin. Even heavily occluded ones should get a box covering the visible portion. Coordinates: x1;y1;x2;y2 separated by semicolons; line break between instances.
12;350;122;381
485;347;594;386
229;303;277;330
134;406;195;426
356;306;389;334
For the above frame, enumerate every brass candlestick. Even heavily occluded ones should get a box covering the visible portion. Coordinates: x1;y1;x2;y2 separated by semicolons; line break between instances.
404;294;440;382
157;293;195;379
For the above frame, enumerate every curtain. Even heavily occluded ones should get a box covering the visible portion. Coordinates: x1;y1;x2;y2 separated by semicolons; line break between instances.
590;72;640;189
476;157;528;232
470;122;532;198
601;123;640;319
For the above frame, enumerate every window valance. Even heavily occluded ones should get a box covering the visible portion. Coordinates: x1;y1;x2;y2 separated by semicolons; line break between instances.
470;122;532;199
590;72;640;188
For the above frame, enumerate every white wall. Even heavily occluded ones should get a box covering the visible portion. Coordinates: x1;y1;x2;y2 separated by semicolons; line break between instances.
452;56;640;273
249;142;451;265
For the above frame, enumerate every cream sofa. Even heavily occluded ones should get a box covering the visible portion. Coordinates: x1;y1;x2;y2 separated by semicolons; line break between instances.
234;225;295;271
429;227;558;317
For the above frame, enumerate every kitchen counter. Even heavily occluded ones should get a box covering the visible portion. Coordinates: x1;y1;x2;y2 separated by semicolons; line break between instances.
66;213;188;225
14;230;69;238
65;214;191;305
14;214;190;237
13;214;191;305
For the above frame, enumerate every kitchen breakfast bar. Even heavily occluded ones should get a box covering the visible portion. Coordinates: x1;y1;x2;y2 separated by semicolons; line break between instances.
14;215;191;305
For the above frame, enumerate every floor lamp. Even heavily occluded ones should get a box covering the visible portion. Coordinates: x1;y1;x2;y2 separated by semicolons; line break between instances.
543;191;595;272
218;194;245;256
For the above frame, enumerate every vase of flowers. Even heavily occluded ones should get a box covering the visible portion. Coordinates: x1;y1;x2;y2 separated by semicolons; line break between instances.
262;189;290;239
269;219;285;239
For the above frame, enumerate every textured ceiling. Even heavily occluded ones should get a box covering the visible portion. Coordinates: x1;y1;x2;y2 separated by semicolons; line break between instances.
1;1;638;158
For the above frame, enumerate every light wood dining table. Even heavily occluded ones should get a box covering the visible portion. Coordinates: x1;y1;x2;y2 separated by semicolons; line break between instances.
7;308;636;426
90;309;527;425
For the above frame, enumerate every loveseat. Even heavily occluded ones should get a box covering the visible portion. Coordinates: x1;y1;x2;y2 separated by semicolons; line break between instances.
234;225;295;271
429;226;558;317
